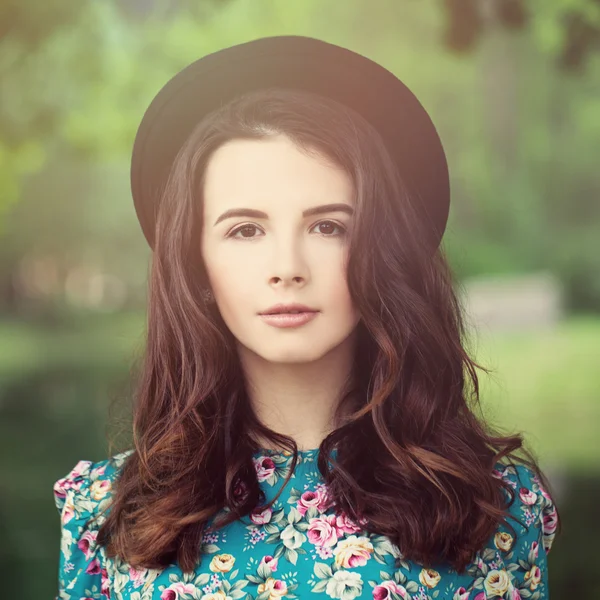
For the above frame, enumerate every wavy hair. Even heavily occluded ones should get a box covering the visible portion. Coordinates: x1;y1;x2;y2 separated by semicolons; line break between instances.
97;87;561;574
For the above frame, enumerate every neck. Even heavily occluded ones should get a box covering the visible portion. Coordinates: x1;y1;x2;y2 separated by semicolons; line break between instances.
239;332;358;452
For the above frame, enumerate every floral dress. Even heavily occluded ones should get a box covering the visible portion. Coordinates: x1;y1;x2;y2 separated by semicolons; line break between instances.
53;448;557;600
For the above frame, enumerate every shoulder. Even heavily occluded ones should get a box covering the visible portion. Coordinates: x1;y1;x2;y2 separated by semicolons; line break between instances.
53;449;133;519
53;451;133;570
458;461;559;599
53;449;133;599
492;460;558;555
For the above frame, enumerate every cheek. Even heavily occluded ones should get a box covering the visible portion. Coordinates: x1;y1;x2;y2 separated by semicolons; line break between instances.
214;283;254;316
206;253;253;297
328;276;357;315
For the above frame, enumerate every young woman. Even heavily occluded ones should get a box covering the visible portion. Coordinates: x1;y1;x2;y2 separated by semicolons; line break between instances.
53;36;560;600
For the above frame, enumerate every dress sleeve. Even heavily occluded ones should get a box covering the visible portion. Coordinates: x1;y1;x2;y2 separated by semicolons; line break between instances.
497;463;558;600
465;462;559;600
53;459;111;600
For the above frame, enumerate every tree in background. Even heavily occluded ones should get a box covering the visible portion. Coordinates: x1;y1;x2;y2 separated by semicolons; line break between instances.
443;0;600;72
1;0;599;312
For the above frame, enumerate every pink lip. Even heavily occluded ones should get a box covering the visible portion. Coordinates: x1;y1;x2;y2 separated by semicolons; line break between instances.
259;311;319;328
259;303;317;315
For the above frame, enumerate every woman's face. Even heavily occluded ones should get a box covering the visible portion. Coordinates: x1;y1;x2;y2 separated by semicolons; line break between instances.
200;133;361;364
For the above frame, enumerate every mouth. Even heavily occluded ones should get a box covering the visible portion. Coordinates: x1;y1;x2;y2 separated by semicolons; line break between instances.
261;310;318;315
258;310;320;328
258;306;319;315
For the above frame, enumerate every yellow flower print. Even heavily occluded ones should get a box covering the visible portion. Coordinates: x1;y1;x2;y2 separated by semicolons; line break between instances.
257;577;288;599
209;553;235;573
494;532;514;552
203;592;228;600
333;535;374;569
418;568;441;588
90;479;111;501
62;497;75;525
524;565;542;590
484;569;511;597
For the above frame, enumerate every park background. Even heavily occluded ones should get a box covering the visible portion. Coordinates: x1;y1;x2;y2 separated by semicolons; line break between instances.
0;0;599;598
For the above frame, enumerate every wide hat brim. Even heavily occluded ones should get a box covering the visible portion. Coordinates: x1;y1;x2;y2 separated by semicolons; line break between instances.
131;35;450;251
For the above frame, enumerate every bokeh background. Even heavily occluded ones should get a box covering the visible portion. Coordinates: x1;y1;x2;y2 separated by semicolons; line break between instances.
1;1;599;598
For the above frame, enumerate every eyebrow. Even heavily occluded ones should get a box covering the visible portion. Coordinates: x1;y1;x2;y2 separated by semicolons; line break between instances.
213;203;354;226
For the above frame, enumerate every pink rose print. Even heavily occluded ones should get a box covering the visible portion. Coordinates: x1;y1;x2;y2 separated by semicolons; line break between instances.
297;487;332;516
85;557;102;575
530;541;539;560
543;504;558;536
250;506;273;525
357;515;370;527
173;582;198;595
161;582;197;599
129;566;149;588
254;457;276;482
333;536;373;568
233;478;249;503
315;485;334;511
101;567;110;599
72;460;91;479
53;487;67;504
473;592;487;600
257;578;288;597
519;487;537;506
335;513;362;536
297;491;321;516
452;587;470;600
534;479;553;503
373;580;408;599
260;555;279;571
307;514;339;547
53;468;87;500
67;478;85;493
92;464;107;477
77;530;98;560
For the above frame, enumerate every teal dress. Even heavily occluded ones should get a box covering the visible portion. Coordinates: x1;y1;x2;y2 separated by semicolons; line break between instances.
53;448;557;600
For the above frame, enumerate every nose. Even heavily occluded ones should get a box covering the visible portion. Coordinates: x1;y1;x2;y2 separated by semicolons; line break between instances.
268;238;309;289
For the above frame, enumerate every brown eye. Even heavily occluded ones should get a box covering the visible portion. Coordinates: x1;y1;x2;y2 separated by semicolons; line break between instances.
227;220;346;240
312;220;346;236
228;224;260;239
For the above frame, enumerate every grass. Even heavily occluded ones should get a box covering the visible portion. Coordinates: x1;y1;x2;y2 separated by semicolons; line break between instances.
472;315;600;471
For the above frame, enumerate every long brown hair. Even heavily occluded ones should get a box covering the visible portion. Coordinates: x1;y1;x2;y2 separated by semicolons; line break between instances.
97;87;561;574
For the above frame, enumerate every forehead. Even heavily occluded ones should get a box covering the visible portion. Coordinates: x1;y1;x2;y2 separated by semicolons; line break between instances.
202;135;353;215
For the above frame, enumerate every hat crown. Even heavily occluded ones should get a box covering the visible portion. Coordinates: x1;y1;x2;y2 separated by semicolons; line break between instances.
131;35;449;252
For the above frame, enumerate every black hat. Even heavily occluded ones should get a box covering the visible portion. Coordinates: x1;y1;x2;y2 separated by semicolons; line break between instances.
130;35;450;251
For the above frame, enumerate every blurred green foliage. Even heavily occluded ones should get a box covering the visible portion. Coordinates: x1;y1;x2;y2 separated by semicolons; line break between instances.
1;0;599;310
